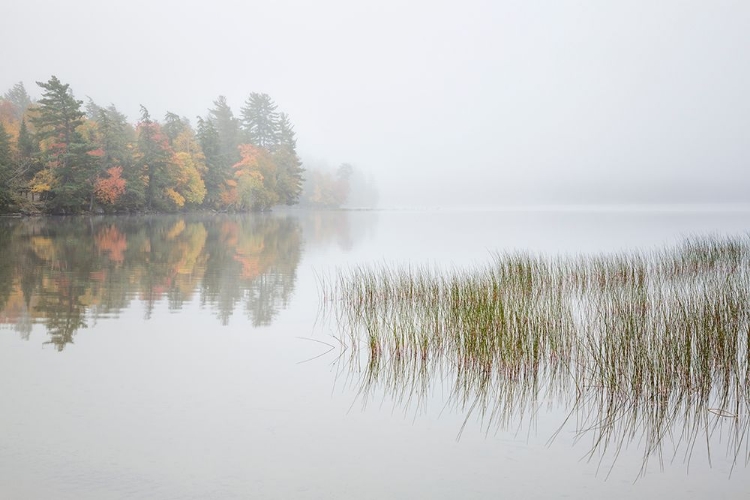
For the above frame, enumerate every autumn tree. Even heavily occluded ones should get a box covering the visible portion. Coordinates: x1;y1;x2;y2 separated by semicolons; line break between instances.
224;144;279;211
85;103;136;210
166;124;207;209
98;105;138;209
241;93;279;149
93;166;126;205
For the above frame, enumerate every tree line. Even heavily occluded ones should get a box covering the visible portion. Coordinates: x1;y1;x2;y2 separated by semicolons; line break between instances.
0;77;308;214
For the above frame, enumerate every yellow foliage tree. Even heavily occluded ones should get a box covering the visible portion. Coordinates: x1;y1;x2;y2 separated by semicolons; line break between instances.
224;144;279;211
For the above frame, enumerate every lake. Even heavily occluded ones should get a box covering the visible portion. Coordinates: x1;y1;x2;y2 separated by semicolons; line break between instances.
1;208;749;499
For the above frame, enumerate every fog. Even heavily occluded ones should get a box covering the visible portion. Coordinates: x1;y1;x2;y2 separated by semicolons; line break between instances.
2;0;749;208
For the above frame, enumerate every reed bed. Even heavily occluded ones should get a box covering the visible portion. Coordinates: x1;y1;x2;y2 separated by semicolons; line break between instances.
321;235;750;475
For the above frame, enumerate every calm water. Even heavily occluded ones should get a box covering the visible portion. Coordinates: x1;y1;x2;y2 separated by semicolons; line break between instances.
1;208;750;499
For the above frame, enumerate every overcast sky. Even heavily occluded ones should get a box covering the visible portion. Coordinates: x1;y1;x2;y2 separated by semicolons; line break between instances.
2;0;749;207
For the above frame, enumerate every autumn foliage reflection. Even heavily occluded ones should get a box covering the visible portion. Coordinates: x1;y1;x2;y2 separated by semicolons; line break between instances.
0;214;303;349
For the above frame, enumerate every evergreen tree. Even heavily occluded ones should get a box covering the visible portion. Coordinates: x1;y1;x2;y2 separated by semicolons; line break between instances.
277;112;297;150
84;97;103;120
209;96;240;165
205;96;241;209
136;106;172;210
31;76;95;213
16;119;42;184
17;119;38;159
272;113;304;205
32;76;85;145
196;116;225;208
240;93;279;149
0;123;14;209
3;82;32;120
163;112;188;145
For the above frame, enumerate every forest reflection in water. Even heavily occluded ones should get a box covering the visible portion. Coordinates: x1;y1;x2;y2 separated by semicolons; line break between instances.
0;211;358;350
325;235;750;477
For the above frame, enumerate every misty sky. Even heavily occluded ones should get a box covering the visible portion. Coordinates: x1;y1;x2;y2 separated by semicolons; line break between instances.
2;0;749;207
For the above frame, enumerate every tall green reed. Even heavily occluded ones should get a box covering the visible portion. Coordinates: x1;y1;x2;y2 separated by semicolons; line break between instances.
321;234;750;475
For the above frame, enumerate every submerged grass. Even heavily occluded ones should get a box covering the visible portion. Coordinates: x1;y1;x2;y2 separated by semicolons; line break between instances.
321;234;750;476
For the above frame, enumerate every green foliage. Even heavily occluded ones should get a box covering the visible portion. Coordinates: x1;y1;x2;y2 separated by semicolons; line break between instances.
32;76;95;213
0;124;14;210
273;146;304;205
276;113;297;150
32;76;85;143
241;92;279;149
209;96;241;166
17;119;39;159
196;116;225;208
163;112;188;144
14;119;43;204
272;113;304;205
136;106;174;210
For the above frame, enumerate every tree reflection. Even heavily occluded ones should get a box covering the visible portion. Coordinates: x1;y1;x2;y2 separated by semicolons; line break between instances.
0;212;333;348
200;215;301;326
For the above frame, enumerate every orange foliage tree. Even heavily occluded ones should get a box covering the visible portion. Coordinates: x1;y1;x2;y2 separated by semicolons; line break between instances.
222;144;279;211
94;166;126;205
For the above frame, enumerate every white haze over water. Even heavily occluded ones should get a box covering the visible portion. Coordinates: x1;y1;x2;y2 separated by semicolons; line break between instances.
2;0;749;208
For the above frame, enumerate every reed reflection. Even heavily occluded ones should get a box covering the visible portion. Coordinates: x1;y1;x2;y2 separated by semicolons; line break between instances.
0;213;316;349
326;235;750;476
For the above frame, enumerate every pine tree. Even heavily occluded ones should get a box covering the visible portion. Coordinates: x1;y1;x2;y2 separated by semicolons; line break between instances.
17;119;38;159
209;96;240;165
16;119;42;184
32;76;85;144
0;123;14;209
272;113;304;205
277;112;297;150
31;76;95;213
163;112;188;145
3;82;32;120
84;97;103;120
196;116;225;208
136;106;173;210
240;93;279;149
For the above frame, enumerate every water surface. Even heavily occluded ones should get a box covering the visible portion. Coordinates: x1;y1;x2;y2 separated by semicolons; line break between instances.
1;208;749;499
